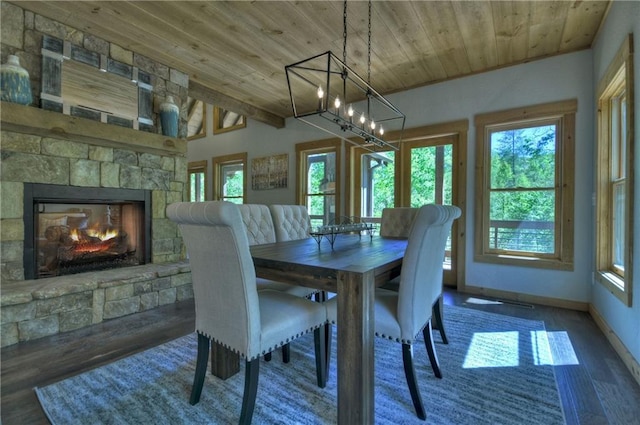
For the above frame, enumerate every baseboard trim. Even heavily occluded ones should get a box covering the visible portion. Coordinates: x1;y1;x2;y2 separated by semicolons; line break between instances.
589;305;640;388
461;285;590;311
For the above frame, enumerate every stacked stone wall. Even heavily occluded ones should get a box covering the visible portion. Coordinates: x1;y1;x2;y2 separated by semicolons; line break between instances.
0;1;190;136
0;2;194;347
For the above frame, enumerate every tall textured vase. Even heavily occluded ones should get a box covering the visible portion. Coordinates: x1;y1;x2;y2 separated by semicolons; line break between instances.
159;95;179;137
0;55;32;105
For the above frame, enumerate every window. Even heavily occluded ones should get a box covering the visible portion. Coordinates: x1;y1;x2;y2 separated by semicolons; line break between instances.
187;160;207;202
359;149;396;219
296;140;340;227
212;152;247;204
348;121;468;287
213;106;246;134
405;141;454;208
596;34;634;306
186;98;206;140
474;100;576;270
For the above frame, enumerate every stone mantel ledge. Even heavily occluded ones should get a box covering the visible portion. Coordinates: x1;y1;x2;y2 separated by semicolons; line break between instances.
1;261;191;307
0;102;187;156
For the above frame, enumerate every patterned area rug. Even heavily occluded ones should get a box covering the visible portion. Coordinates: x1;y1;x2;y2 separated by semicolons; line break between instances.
35;305;565;424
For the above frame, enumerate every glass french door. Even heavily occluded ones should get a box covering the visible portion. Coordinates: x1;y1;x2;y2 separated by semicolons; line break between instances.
401;136;457;285
352;134;461;286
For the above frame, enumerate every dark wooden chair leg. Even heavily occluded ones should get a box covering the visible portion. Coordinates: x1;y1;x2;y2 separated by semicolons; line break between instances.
314;290;329;302
324;323;332;381
239;358;260;425
264;352;272;362
190;333;210;405
282;343;290;363
402;343;427;421
313;326;327;388
432;296;448;344
423;321;442;379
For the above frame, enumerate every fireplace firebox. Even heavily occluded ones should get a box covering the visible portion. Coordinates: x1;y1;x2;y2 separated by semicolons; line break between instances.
24;184;151;279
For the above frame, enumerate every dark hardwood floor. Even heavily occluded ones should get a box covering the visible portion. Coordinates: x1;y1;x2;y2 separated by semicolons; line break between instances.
2;289;639;424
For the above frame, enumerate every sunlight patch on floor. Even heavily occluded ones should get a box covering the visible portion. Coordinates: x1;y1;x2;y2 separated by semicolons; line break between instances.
463;329;579;368
547;331;580;365
531;330;554;365
463;331;519;368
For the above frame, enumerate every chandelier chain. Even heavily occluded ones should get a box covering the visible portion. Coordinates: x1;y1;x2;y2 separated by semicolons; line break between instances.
367;0;372;84
343;0;348;66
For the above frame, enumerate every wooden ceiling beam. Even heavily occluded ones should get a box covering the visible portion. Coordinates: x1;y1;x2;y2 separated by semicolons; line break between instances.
189;81;285;129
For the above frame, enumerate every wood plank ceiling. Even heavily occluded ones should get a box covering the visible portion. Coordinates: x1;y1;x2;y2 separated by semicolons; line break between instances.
13;1;610;128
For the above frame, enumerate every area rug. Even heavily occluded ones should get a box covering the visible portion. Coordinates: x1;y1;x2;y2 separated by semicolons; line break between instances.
35;305;565;424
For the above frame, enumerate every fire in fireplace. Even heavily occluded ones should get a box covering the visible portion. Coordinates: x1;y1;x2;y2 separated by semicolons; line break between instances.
24;184;151;279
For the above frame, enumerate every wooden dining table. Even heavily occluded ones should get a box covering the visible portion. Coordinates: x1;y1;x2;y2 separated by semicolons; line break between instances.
248;234;408;424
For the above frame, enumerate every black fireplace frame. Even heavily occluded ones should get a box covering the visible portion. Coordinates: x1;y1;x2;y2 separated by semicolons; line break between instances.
23;183;152;280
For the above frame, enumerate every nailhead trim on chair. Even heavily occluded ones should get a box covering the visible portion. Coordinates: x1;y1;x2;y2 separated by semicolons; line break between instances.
328;319;425;345
198;323;327;361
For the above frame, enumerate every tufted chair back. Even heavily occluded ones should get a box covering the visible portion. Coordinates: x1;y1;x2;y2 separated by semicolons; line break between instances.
238;204;277;245
396;204;461;342
167;201;329;422
166;201;262;358
380;207;418;238
269;204;312;241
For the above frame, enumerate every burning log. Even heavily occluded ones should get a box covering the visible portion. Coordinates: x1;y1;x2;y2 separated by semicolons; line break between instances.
43;224;131;263
58;232;130;262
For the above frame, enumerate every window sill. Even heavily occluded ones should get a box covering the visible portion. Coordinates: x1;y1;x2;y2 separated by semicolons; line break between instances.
596;271;631;306
474;253;573;271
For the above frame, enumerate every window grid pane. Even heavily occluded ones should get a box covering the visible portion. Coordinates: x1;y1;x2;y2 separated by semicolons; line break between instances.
361;151;395;217
221;164;244;199
305;151;336;226
189;172;205;202
612;177;626;275
487;123;558;256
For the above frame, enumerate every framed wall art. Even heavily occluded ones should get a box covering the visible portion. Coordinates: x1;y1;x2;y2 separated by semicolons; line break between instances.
251;154;288;190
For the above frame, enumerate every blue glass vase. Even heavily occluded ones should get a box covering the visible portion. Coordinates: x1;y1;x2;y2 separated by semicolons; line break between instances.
159;95;179;137
1;55;32;105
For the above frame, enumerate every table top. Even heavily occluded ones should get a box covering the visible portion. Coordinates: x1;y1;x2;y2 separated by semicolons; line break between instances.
250;235;407;291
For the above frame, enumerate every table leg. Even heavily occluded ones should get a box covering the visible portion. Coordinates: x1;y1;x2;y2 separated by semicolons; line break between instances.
336;269;375;424
211;341;240;380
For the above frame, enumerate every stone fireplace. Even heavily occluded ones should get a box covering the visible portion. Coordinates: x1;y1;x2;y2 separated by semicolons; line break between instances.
1;104;192;347
24;184;152;280
1;3;195;348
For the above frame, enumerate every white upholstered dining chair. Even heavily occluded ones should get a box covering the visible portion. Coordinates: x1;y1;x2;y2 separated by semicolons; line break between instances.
326;204;461;420
167;201;328;425
237;203;319;363
379;207;418;238
237;204;314;295
268;204;312;241
379;206;450;345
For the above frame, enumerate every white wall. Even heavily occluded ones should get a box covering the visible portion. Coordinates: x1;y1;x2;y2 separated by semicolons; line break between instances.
189;49;595;306
398;51;594;304
591;0;640;367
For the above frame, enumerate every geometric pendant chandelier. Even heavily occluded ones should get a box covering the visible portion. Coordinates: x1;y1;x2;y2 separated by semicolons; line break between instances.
285;1;405;150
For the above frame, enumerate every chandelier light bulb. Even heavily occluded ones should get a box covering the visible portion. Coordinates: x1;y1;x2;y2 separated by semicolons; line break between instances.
360;113;366;124
348;105;354;117
379;127;384;136
317;86;324;98
334;96;341;109
370;120;376;130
